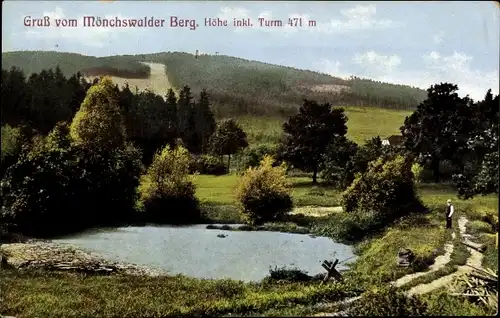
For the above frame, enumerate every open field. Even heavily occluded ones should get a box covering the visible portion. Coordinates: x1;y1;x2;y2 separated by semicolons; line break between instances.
195;175;341;207
85;62;177;97
234;106;412;147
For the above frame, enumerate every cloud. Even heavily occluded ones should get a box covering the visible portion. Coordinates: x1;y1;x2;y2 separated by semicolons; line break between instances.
433;31;445;44
313;59;352;79
317;50;498;101
217;6;250;22
353;51;402;74
23;7;143;48
217;4;398;35
314;4;399;34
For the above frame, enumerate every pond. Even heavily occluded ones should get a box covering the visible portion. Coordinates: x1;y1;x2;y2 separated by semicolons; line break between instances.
52;224;357;282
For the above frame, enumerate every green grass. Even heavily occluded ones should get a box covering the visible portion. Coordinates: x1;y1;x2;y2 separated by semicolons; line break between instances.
232;106;412;147
398;226;470;292
194;175;340;208
418;183;498;218
0;269;358;317
421;288;494;316
345;211;449;288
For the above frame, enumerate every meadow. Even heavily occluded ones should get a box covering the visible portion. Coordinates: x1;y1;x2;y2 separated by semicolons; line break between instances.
234;106;412;147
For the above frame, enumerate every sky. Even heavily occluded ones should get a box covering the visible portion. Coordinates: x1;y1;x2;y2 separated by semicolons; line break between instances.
2;1;499;100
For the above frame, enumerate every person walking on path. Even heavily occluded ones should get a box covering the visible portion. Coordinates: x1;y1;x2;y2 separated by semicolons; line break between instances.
446;199;454;229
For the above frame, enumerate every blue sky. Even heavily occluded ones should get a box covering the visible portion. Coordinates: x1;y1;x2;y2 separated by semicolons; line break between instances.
2;1;499;100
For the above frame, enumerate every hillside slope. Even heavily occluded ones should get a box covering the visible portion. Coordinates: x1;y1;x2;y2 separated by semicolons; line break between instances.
2;51;427;117
85;62;176;97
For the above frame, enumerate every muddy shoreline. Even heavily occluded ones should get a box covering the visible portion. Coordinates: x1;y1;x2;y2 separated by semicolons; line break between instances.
0;238;165;277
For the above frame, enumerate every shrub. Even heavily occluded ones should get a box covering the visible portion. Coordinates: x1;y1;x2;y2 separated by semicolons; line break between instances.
312;210;382;243
189;154;227;175
411;162;424;184
341;155;423;220
235;155;293;225
0;127;80;237
239;144;276;171
0;125;142;237
265;266;313;282
0;125;24;177
348;287;429;316
137;145;200;224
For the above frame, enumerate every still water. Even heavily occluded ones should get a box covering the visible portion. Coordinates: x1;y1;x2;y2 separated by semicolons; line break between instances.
53;224;357;282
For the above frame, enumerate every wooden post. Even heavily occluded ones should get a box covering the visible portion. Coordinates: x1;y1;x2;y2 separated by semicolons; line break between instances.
321;258;342;284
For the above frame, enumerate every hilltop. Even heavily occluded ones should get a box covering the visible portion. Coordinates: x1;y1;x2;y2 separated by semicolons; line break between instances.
2;51;426;118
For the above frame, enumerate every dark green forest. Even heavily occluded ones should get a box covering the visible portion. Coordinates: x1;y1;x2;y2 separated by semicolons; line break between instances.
2;51;427;117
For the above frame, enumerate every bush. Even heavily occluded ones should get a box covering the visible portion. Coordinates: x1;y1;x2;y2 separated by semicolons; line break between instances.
265;266;313;282
137;145;200;224
0;124;142;237
313;211;383;243
239;144;276;171
189;154;227;175
235;155;293;225
341;155;423;220
411;162;424;184
0;125;24;177
348;287;429;316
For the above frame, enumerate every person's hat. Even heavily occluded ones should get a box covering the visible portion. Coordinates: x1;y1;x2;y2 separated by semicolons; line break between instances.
447;199;452;204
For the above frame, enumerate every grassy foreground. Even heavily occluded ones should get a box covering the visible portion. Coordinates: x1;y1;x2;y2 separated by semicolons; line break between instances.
0;269;359;317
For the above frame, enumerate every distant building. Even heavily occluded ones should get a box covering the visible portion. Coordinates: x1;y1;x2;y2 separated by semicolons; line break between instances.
382;135;404;146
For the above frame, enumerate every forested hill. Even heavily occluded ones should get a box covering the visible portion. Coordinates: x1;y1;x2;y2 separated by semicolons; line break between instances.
2;50;427;117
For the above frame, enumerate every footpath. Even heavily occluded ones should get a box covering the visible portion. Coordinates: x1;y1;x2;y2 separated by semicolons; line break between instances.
313;215;485;316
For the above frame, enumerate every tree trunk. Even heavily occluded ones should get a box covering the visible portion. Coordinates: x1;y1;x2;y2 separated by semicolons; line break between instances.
432;158;440;183
312;165;318;184
227;154;231;174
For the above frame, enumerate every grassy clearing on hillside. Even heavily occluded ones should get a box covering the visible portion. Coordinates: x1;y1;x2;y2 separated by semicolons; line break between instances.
0;269;358;317
85;62;177;97
232;106;412;147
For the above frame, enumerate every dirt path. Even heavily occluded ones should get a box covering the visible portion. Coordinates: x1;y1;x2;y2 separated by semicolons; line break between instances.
406;216;483;296
312;215;483;316
85;62;176;98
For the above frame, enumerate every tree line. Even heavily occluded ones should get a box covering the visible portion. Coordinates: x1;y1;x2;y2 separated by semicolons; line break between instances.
0;64;497;239
1;66;242;166
3;51;428;119
275;83;498;199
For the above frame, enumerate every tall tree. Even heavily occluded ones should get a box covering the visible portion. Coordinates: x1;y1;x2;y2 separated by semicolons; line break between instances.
177;85;194;138
454;90;499;198
277;99;348;184
165;88;179;141
209;118;248;169
69;76;127;151
1;67;29;126
195;89;216;153
401;83;474;182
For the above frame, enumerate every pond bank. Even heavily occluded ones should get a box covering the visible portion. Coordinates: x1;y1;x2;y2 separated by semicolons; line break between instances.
0;241;165;277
